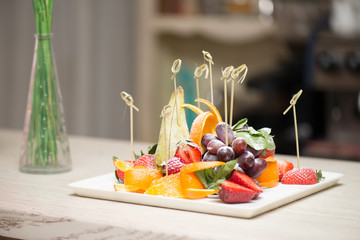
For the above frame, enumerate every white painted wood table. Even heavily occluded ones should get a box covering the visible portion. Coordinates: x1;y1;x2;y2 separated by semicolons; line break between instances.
0;128;359;240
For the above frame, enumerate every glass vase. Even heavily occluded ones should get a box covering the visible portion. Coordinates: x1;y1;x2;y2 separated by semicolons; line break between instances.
19;34;71;174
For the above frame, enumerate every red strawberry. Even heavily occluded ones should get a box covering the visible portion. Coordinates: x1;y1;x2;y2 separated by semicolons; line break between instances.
277;160;294;181
219;180;257;203
229;171;263;199
259;148;275;159
281;168;318;185
174;140;201;164
115;169;125;182
134;154;155;169
162;157;185;175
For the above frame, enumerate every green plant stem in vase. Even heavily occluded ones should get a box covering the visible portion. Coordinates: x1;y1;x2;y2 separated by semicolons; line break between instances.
19;0;71;173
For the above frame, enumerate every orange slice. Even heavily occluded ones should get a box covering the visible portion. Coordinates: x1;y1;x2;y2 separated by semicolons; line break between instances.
114;183;144;193
124;167;162;190
145;173;184;198
195;98;223;123
113;158;133;171
180;161;225;174
183;188;219;199
255;156;279;188
182;103;204;115
180;172;204;190
189;111;218;150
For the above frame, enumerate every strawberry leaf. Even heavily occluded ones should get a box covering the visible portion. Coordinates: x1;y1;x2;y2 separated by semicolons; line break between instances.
316;170;325;183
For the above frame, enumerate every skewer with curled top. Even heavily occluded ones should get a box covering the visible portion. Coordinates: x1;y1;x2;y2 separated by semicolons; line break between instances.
171;59;182;126
194;64;209;109
202;50;214;104
160;105;172;176
227;64;248;127
221;66;235;146
121;91;139;164
283;89;303;169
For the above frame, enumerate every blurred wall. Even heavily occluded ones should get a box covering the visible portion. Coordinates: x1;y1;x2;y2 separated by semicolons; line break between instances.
0;0;135;140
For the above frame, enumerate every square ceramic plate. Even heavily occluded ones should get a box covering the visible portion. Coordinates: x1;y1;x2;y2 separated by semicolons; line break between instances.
69;171;343;218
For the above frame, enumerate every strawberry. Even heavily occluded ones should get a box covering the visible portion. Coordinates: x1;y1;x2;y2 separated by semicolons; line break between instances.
229;171;263;199
134;154;155;169
162;157;185;175
115;169;125;182
174;140;201;164
281;168;319;185
219;180;257;203
277;160;294;181
259;148;275;159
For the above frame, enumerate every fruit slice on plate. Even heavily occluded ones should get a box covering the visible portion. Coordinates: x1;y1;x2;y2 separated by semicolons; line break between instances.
124;167;163;191
184;98;223;152
145;173;184;198
114;183;145;193
183;188;219;199
255;156;279;188
113;158;133;171
155;87;190;165
195;98;222;123
180;161;225;174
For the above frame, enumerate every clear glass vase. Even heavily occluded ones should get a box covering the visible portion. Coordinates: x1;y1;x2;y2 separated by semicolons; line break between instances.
19;34;71;174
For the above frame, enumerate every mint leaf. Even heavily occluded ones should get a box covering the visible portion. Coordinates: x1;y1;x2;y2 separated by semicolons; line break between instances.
195;160;237;190
235;131;267;150
232;118;248;131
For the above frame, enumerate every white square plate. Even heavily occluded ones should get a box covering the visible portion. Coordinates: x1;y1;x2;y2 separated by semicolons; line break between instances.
69;171;342;218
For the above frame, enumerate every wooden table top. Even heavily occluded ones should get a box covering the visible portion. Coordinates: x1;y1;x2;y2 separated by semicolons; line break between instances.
0;128;359;240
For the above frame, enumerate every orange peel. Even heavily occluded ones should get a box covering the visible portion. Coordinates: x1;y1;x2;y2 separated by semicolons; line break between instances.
183;188;219;199
180;161;225;174
113;158;133;171
255;156;279;188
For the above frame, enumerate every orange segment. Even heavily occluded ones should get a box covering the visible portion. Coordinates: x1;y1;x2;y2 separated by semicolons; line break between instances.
180;172;204;190
124;168;162;190
255;156;279;188
183;188;219;199
114;183;144;193
195;98;223;123
189;112;218;151
180;161;225;174
145;173;184;198
113;158;133;171
183;103;204;115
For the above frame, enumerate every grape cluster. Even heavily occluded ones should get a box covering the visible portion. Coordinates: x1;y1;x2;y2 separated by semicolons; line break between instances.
201;122;267;178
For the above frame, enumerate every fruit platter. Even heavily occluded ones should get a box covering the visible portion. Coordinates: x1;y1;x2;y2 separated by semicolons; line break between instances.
69;54;343;218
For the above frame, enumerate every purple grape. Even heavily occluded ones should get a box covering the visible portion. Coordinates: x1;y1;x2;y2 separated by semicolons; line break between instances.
235;166;246;174
207;139;226;154
202;151;219;162
232;137;247;155
215;122;235;145
245;157;267;178
246;145;263;157
201;133;219;149
237;151;255;169
217;146;235;162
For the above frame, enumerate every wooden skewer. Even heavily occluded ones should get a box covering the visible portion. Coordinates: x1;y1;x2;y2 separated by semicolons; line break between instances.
283;89;303;169
221;66;234;146
160;105;172;176
202;50;214;104
194;64;209;108
171;59;182;126
120;91;139;164
227;64;248;127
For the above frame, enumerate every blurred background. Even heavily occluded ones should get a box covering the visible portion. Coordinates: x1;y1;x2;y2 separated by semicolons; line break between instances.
0;0;359;160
